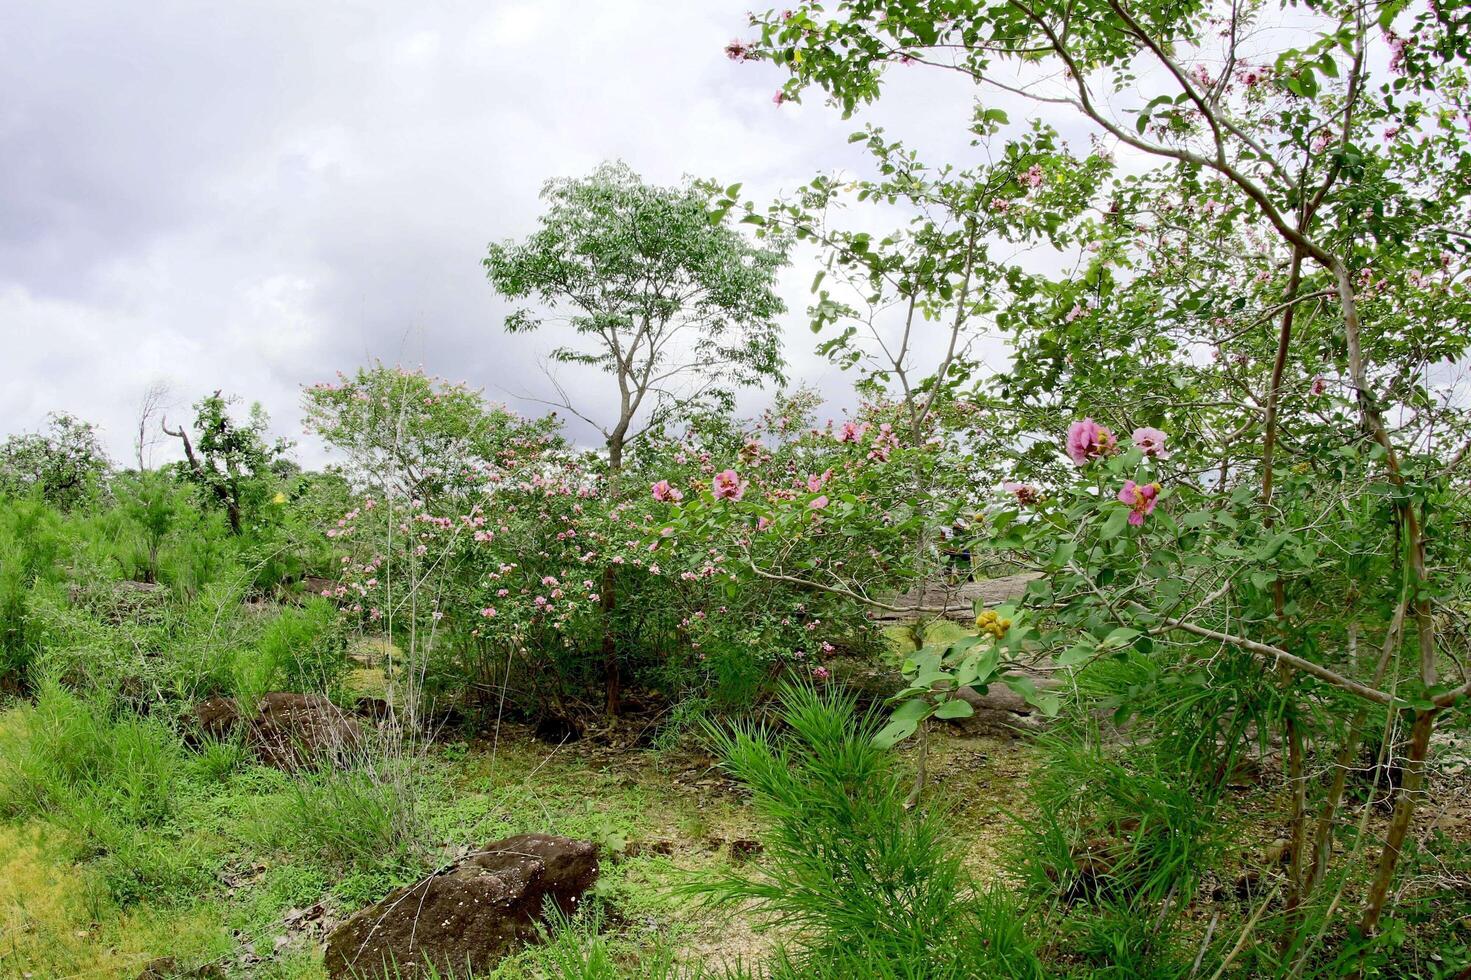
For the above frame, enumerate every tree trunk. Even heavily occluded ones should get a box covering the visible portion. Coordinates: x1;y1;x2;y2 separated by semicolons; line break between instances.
602;435;624;716
1360;707;1437;933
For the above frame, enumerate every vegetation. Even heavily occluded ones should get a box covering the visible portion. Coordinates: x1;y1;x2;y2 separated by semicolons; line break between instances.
3;0;1471;975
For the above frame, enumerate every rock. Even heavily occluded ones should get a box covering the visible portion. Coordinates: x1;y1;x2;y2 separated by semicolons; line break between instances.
250;692;368;770
945;673;1060;738
352;696;395;723
729;838;763;863
876;572;1041;623
188;692;369;769
323;834;598;979
191;696;241;742
533;713;583;744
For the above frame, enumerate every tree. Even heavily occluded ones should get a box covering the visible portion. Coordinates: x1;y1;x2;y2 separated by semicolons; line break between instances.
485;161;791;713
163;391;291;535
303;363;560;504
739;0;1471;954
0;412;109;509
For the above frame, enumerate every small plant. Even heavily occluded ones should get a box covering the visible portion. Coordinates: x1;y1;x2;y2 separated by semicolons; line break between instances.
692;682;1043;979
274;734;428;874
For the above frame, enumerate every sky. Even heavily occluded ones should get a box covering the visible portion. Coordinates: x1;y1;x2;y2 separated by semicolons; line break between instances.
0;1;1041;467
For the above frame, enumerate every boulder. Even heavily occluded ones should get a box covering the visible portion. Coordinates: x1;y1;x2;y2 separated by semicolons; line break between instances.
186;692;368;769
323;834;599;979
191;696;241;741
250;692;368;770
944;672;1060;738
352;695;395;723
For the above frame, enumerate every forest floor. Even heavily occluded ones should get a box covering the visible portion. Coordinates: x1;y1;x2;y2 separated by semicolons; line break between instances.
0;627;1044;979
3;622;1469;978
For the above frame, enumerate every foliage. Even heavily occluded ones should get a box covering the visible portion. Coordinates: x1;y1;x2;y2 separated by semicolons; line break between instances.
164;390;293;535
693;683;1044;978
735;0;1471;949
485;161;791;471
0;412;109;509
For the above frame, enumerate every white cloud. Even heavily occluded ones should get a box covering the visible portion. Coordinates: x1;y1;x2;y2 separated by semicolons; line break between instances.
0;1;1083;466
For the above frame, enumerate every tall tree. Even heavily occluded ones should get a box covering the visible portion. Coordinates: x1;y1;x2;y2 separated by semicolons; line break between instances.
163;391;291;535
485;161;791;713
739;0;1471;949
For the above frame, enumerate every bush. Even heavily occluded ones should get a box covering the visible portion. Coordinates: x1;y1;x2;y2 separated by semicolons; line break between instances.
0;680;183;824
693;683;1043;979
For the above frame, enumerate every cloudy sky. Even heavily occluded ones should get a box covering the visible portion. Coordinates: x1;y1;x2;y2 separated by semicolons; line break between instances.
1;1;1029;466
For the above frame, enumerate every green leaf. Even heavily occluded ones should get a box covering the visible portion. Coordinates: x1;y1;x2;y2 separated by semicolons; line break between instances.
1101;627;1140;648
1101;507;1131;539
890;699;931;722
873;718;919;748
1058;641;1096;667
934;698;974;720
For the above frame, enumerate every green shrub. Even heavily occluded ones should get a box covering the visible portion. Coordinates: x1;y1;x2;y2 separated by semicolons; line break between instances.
693;682;1043;979
0;680;183;826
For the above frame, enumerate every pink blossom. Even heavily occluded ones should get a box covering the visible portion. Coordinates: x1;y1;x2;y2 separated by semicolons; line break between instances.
1021;163;1044;189
1130;427;1169;458
1310;376;1328;397
805;469;831;492
480;607;498;618
756;515;771;531
713;469;748;501
1065;418;1117;465
990;197;1012;214
812;666;831;680
725;39;752;61
1311;131;1333;154
1065;303;1086;322
810;495;829;510
1117;480;1161;526
836;420;869;443
651;479;684;503
772;90;787;106
1003;481;1041;505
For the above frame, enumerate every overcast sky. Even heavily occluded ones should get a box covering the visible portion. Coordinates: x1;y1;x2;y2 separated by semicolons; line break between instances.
1;1;1037;467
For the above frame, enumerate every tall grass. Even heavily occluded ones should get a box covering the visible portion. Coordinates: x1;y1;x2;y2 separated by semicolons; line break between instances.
691;682;1043;979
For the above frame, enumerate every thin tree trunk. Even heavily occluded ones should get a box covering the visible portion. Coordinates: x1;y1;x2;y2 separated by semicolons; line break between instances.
602;434;624;716
1360;706;1436;933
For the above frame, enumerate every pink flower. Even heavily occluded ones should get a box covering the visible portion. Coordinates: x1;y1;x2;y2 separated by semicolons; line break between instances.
651;480;684;503
810;495;829;510
990;197;1012;214
836;420;869;443
1130;427;1168;458
1003;481;1040;505
1117;480;1161;526
1021;163;1044;189
725;39;752;61
713;469;747;501
805;469;831;492
1065;303;1086;322
1310;376;1328;396
772;90;787;106
1066;418;1117;465
812;666;831;680
756;515;772;531
1311;131;1333;154
480;607;498;618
